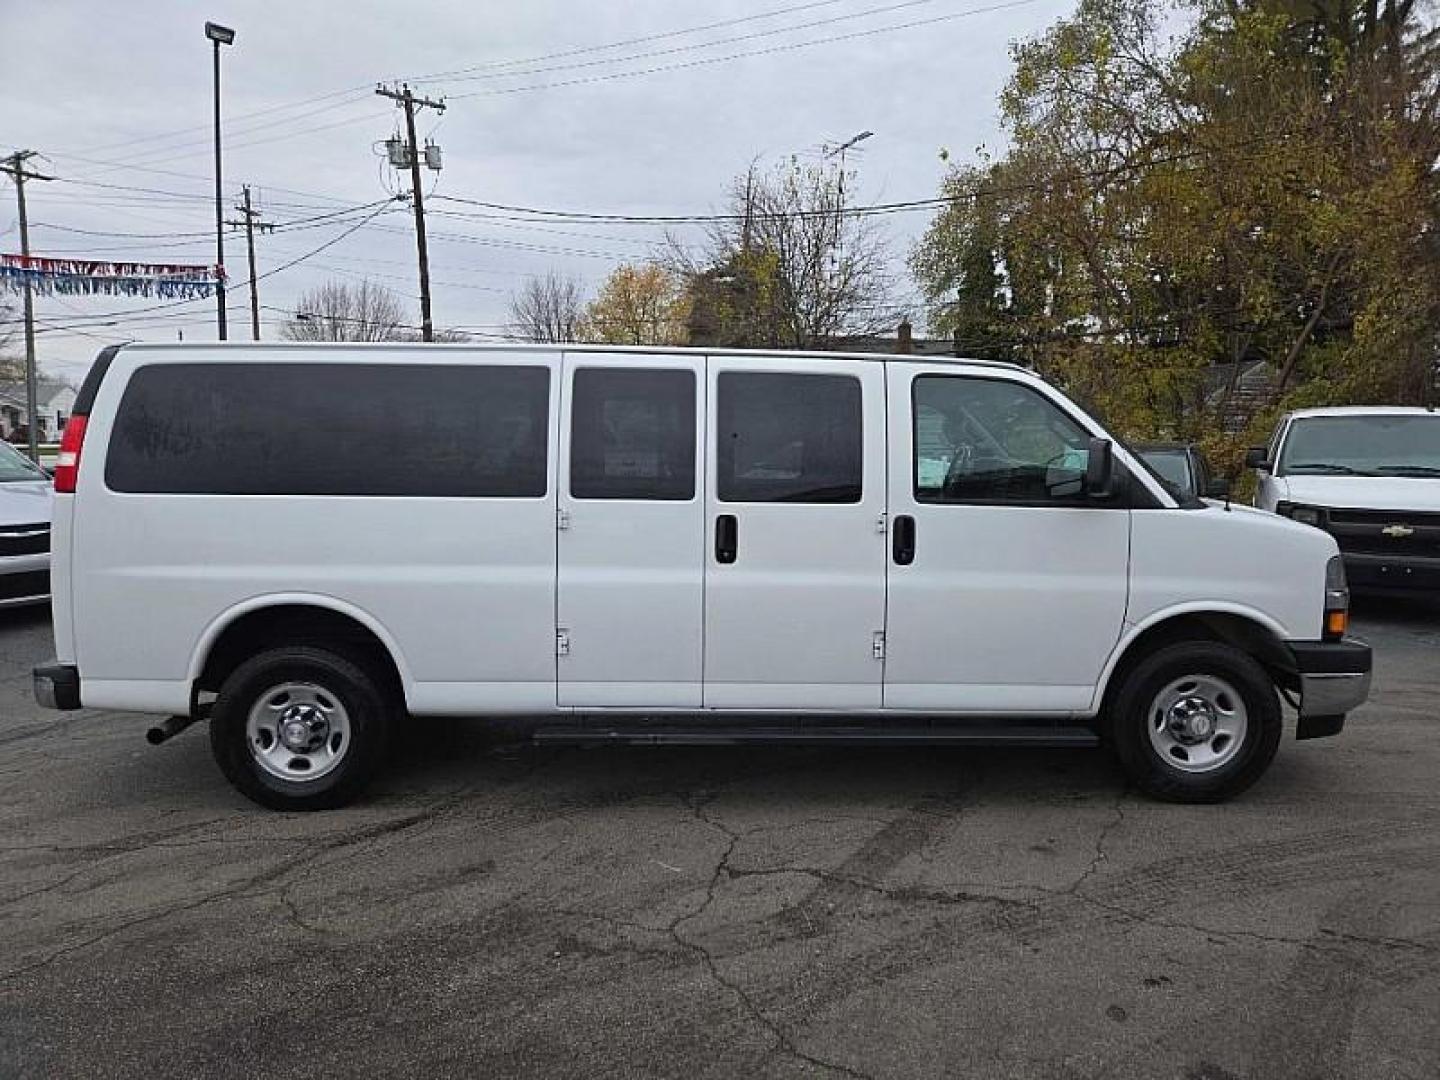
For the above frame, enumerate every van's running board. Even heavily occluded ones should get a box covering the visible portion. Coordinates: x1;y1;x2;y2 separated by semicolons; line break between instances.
532;721;1100;748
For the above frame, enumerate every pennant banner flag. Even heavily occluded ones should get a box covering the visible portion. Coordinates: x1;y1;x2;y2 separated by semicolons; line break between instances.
0;254;223;299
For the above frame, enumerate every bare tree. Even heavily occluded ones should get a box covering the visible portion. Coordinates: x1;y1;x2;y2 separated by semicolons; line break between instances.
283;280;409;342
674;159;896;350
0;301;24;381
507;272;585;343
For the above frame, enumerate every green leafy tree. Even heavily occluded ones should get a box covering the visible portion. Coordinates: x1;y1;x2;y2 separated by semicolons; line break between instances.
581;263;691;346
912;0;1440;469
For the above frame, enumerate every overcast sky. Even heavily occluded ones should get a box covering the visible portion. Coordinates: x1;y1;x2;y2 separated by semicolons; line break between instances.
1;0;1079;381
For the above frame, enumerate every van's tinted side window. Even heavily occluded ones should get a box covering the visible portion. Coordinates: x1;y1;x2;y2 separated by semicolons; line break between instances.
717;372;862;503
570;368;695;500
106;362;550;497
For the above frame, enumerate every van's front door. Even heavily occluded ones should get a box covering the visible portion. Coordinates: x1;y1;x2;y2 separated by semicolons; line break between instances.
557;353;705;707
703;357;888;709
883;365;1130;712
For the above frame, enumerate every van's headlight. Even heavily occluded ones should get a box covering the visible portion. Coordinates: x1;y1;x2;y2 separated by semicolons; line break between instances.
1324;555;1349;640
1278;501;1326;528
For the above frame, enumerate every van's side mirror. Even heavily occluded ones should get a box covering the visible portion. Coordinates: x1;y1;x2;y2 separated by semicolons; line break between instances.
1244;446;1272;471
1204;478;1231;499
1085;438;1115;499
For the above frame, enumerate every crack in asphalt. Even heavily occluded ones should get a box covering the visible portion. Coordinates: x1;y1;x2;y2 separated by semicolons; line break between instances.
665;790;877;1080
1068;788;1127;895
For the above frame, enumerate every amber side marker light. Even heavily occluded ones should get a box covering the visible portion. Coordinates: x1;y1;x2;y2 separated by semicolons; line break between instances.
1326;609;1349;639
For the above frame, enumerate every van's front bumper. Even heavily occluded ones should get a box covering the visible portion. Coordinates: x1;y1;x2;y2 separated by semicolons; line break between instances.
34;661;81;711
1286;639;1372;739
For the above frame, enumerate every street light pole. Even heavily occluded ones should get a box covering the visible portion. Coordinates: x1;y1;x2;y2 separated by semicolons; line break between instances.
205;21;235;342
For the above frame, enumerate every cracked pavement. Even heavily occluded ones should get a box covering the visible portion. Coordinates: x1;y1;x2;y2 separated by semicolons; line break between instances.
1;600;1438;1079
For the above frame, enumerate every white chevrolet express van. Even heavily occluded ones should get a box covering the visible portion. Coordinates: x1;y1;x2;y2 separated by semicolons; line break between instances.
35;343;1371;810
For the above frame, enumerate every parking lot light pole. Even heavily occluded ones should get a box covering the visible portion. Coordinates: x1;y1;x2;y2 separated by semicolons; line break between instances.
205;21;235;341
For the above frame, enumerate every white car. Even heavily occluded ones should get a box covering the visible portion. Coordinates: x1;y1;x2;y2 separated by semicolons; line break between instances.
1249;406;1440;594
35;343;1371;810
0;439;52;609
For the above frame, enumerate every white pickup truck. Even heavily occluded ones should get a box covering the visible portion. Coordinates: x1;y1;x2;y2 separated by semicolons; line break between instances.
1250;406;1440;594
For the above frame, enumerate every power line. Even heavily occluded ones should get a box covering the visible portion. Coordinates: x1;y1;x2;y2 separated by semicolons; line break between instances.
446;0;1040;99
57;88;376;160
421;0;949;87
44;0;1041;175
410;0;853;83
427;133;1310;225
53;0;851;163
28;198;393;241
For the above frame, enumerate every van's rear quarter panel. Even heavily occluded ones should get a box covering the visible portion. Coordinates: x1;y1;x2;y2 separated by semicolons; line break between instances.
69;347;560;712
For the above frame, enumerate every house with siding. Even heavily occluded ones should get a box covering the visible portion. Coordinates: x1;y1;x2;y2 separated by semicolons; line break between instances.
0;376;77;443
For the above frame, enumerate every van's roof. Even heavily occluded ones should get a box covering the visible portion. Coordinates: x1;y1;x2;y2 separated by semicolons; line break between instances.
112;340;1037;376
1287;405;1440;420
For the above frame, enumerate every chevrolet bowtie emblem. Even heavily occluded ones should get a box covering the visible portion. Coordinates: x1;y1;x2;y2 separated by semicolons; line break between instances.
1382;524;1414;538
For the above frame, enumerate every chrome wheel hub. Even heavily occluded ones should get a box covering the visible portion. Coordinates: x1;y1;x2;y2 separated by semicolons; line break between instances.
247;682;351;783
1147;675;1248;774
1167;696;1217;741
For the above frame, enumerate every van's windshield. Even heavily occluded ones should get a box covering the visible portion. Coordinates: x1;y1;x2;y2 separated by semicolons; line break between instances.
1279;415;1440;477
0;440;46;483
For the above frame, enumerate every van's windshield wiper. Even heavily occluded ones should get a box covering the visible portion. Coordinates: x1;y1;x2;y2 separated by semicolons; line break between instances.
1376;464;1440;477
1286;462;1379;475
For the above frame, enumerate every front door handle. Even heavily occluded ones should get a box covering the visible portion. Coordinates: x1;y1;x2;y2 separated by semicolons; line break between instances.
893;514;916;565
716;514;738;564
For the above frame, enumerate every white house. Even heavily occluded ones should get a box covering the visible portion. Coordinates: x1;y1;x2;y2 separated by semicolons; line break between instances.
0;376;77;443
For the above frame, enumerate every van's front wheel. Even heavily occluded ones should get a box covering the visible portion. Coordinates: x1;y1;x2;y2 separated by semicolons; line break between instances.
210;646;392;810
1109;641;1281;803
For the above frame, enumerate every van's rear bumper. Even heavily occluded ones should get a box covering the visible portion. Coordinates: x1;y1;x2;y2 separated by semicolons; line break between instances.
1286;639;1371;739
34;661;81;711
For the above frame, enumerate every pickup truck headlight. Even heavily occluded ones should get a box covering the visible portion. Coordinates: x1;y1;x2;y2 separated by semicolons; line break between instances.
1278;501;1326;528
1324;555;1349;640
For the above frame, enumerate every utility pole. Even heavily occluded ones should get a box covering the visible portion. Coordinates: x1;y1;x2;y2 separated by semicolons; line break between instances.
226;185;272;340
1;150;54;463
376;82;444;342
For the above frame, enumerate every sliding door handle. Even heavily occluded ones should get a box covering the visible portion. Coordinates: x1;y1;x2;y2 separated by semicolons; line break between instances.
893;514;916;565
715;514;738;564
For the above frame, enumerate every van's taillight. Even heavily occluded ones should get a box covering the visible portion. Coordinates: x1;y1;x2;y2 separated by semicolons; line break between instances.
53;415;88;494
1323;555;1350;641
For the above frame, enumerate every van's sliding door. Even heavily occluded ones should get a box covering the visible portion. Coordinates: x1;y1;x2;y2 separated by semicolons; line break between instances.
701;356;888;710
556;353;706;708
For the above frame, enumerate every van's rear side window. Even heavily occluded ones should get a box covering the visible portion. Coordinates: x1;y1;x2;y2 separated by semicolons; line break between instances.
105;362;550;497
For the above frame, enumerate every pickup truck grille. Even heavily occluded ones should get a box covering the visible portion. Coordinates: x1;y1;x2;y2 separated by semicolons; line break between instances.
0;523;49;558
1326;509;1440;558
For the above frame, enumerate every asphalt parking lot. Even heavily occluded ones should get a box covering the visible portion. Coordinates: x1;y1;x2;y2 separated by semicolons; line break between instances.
0;603;1437;1080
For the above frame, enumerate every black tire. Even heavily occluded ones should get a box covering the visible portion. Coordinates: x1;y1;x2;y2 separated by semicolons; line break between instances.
210;645;393;811
1108;640;1282;803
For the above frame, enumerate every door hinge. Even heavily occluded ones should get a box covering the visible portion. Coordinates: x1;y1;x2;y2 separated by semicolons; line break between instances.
872;631;886;660
556;508;571;530
556;630;570;657
876;512;888;534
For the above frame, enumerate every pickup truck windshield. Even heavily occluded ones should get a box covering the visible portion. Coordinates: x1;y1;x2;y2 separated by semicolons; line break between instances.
1279;415;1440;477
0;440;46;482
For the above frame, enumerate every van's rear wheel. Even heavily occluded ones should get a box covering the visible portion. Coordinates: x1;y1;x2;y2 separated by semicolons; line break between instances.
1108;641;1281;803
210;646;392;811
